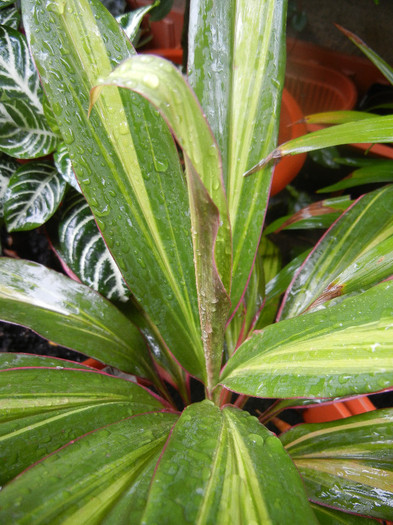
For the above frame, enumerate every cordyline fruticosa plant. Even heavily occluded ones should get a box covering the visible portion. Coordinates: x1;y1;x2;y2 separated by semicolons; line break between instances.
1;0;393;522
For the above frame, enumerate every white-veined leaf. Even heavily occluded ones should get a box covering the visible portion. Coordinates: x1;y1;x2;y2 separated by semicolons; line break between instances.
0;154;18;217
59;191;130;302
0;5;20;29
54;142;81;192
4;161;66;231
0;99;58;158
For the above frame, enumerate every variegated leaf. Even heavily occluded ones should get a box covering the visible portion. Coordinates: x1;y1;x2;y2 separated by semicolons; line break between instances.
54;142;81;192
0;5;20;29
4;161;66;231
0;99;58;158
59;191;130;302
116;4;156;42
0;26;42;110
0;154;18;217
0;1;14;8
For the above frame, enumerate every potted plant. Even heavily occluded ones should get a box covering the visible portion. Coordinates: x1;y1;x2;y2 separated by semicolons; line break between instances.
1;0;393;522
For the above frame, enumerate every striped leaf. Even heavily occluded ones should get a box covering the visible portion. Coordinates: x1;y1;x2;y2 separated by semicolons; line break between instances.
318;160;393;193
281;409;393;520
0;258;155;377
188;0;287;311
0;355;166;484
0;154;17;217
311;503;378;524
220;281;393;399
53;142;81;192
246;115;393;173
4;161;66;231
58;191;130;302
280;185;393;319
0;99;58;158
0;5;20;29
22;0;205;381
0;1;14;8
142;401;317;524
0;411;177;523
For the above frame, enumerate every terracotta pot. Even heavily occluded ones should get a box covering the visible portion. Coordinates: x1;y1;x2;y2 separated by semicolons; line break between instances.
144;48;307;196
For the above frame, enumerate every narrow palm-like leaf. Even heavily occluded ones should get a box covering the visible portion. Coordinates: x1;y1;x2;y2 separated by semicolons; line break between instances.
281;409;393;519
142;401;317;524
93;55;232;389
59;192;130;302
188;0;287;311
116;4;156;42
4;161;66;231
0;355;166;484
0;1;14;8
280;186;393;319
22;0;205;381
337;25;393;86
0;258;155;377
245;115;393;175
304;111;375;125
318;161;393;193
221;281;393;399
0;99;58;158
0;6;20;29
0;412;178;523
0;154;17;217
311;504;378;524
53;142;80;192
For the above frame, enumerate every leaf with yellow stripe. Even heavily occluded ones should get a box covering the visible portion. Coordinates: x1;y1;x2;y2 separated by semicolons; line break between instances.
281;409;393;520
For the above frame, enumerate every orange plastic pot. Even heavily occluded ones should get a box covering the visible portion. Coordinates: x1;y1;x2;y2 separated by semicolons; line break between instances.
303;396;376;424
145;48;307;196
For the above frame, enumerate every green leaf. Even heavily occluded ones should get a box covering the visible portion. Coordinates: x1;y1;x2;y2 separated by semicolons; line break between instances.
149;0;173;22
264;196;352;235
0;0;14;8
0;5;20;29
93;53;232;388
58;191;130;302
53;142;81;192
188;0;287;311
0;154;18;217
280;186;393;319
318;161;393;193
0;258;155;377
310;503;378;524
0;411;177;523
142;401;317;524
338;25;393;86
220;281;393;399
0;355;166;484
4;161;66;231
304;110;376;125
0;99;58;158
281;409;393;519
246;115;393;174
116;4;157;41
23;0;205;381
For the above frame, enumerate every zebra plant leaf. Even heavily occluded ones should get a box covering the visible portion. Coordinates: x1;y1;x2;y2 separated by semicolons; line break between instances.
0;99;58;158
59;191;130;302
281;409;393;519
4;161;66;231
53;142;81;192
0;154;17;217
0;6;20;29
280;185;393;320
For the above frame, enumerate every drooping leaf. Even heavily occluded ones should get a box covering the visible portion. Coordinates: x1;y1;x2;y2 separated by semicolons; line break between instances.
245;115;393;175
4;161;66;231
116;3;157;42
0;154;17;217
188;0;287;311
58;191;130;302
318;161;393;193
0;355;167;484
53;142;80;192
0;258;155;377
281;409;393;520
220;281;393;399
142;401;317;524
0;411;178;523
0;5;20;29
264;196;352;235
23;0;205;382
149;0;173;21
337;25;393;86
280;185;393;319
